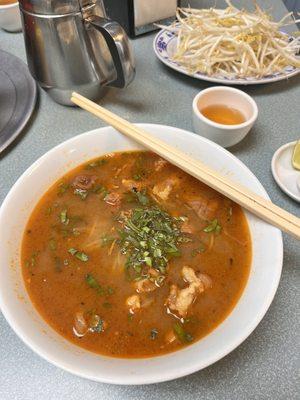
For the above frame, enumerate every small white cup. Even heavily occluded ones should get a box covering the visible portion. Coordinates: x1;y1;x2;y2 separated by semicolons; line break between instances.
0;2;22;32
193;86;258;148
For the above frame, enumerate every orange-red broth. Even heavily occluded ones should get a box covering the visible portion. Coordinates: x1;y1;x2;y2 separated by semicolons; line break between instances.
22;151;251;358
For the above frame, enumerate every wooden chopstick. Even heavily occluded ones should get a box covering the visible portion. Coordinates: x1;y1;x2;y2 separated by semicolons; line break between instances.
71;92;300;240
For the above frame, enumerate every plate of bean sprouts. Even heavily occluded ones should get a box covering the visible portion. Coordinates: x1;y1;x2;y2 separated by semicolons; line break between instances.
154;2;300;85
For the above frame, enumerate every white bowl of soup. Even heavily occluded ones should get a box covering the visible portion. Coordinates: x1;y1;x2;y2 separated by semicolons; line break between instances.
0;124;282;384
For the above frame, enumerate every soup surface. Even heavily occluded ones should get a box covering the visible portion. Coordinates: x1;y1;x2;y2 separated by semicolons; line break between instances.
22;151;251;358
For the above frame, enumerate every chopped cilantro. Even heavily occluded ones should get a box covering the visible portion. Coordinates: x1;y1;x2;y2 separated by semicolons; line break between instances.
118;205;187;279
68;248;89;262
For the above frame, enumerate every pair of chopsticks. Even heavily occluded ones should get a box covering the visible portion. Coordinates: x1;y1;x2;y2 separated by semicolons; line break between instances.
71;92;300;240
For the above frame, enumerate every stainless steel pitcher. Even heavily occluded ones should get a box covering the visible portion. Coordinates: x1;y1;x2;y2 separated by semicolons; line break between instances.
19;0;135;105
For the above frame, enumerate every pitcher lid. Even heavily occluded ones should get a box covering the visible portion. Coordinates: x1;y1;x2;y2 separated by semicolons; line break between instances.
19;0;96;15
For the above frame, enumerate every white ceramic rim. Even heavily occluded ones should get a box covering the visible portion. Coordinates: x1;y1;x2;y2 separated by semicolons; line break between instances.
0;2;18;9
271;140;300;202
192;86;258;131
0;124;283;385
153;29;300;85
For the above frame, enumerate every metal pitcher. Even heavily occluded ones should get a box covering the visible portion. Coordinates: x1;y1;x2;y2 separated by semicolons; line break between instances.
19;0;135;105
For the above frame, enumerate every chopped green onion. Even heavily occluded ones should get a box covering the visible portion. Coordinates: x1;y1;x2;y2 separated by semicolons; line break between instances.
26;251;39;268
75;251;89;262
72;228;80;236
68;248;89;262
107;287;114;295
136;190;149;205
203;219;222;234
191;243;206;257
86;273;100;289
49;238;57;251
144;256;152;267
133;173;142;181
84;158;108;170
57;182;70;196
60;209;69;225
85;274;113;296
68;248;77;256
173;322;194;343
88;313;104;333
74;188;88;200
100;235;116;247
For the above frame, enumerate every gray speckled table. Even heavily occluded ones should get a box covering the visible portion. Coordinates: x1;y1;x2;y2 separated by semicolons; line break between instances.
0;1;299;399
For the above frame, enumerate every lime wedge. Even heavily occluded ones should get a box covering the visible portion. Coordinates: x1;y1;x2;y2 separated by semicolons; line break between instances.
292;140;300;170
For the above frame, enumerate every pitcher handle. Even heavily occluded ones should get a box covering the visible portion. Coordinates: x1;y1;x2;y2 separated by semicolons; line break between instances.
86;15;135;88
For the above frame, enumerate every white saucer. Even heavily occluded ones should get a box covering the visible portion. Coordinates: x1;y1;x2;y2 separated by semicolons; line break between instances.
271;141;300;202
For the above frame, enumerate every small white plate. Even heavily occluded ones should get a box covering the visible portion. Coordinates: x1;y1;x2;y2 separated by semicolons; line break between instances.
153;29;300;85
271;141;300;202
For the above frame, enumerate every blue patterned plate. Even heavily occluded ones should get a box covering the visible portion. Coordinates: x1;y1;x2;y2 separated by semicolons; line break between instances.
153;29;300;85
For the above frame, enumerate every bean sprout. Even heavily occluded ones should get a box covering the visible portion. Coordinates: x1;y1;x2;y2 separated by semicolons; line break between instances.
158;1;300;78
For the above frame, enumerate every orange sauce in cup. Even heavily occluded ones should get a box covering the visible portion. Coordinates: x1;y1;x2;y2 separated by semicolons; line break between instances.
200;104;246;125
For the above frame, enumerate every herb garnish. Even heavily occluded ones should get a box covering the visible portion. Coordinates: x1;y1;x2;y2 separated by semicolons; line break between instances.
25;251;39;268
88;313;104;333
84;158;108;170
136;190;149;206
191;243;206;257
57;182;69;196
49;238;57;251
203;219;222;234
85;274;114;296
173;322;194;343
100;234;116;247
132;154;148;181
118;204;186;279
123;189;150;205
74;188;88;200
68;248;89;262
60;209;69;225
92;184;109;197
